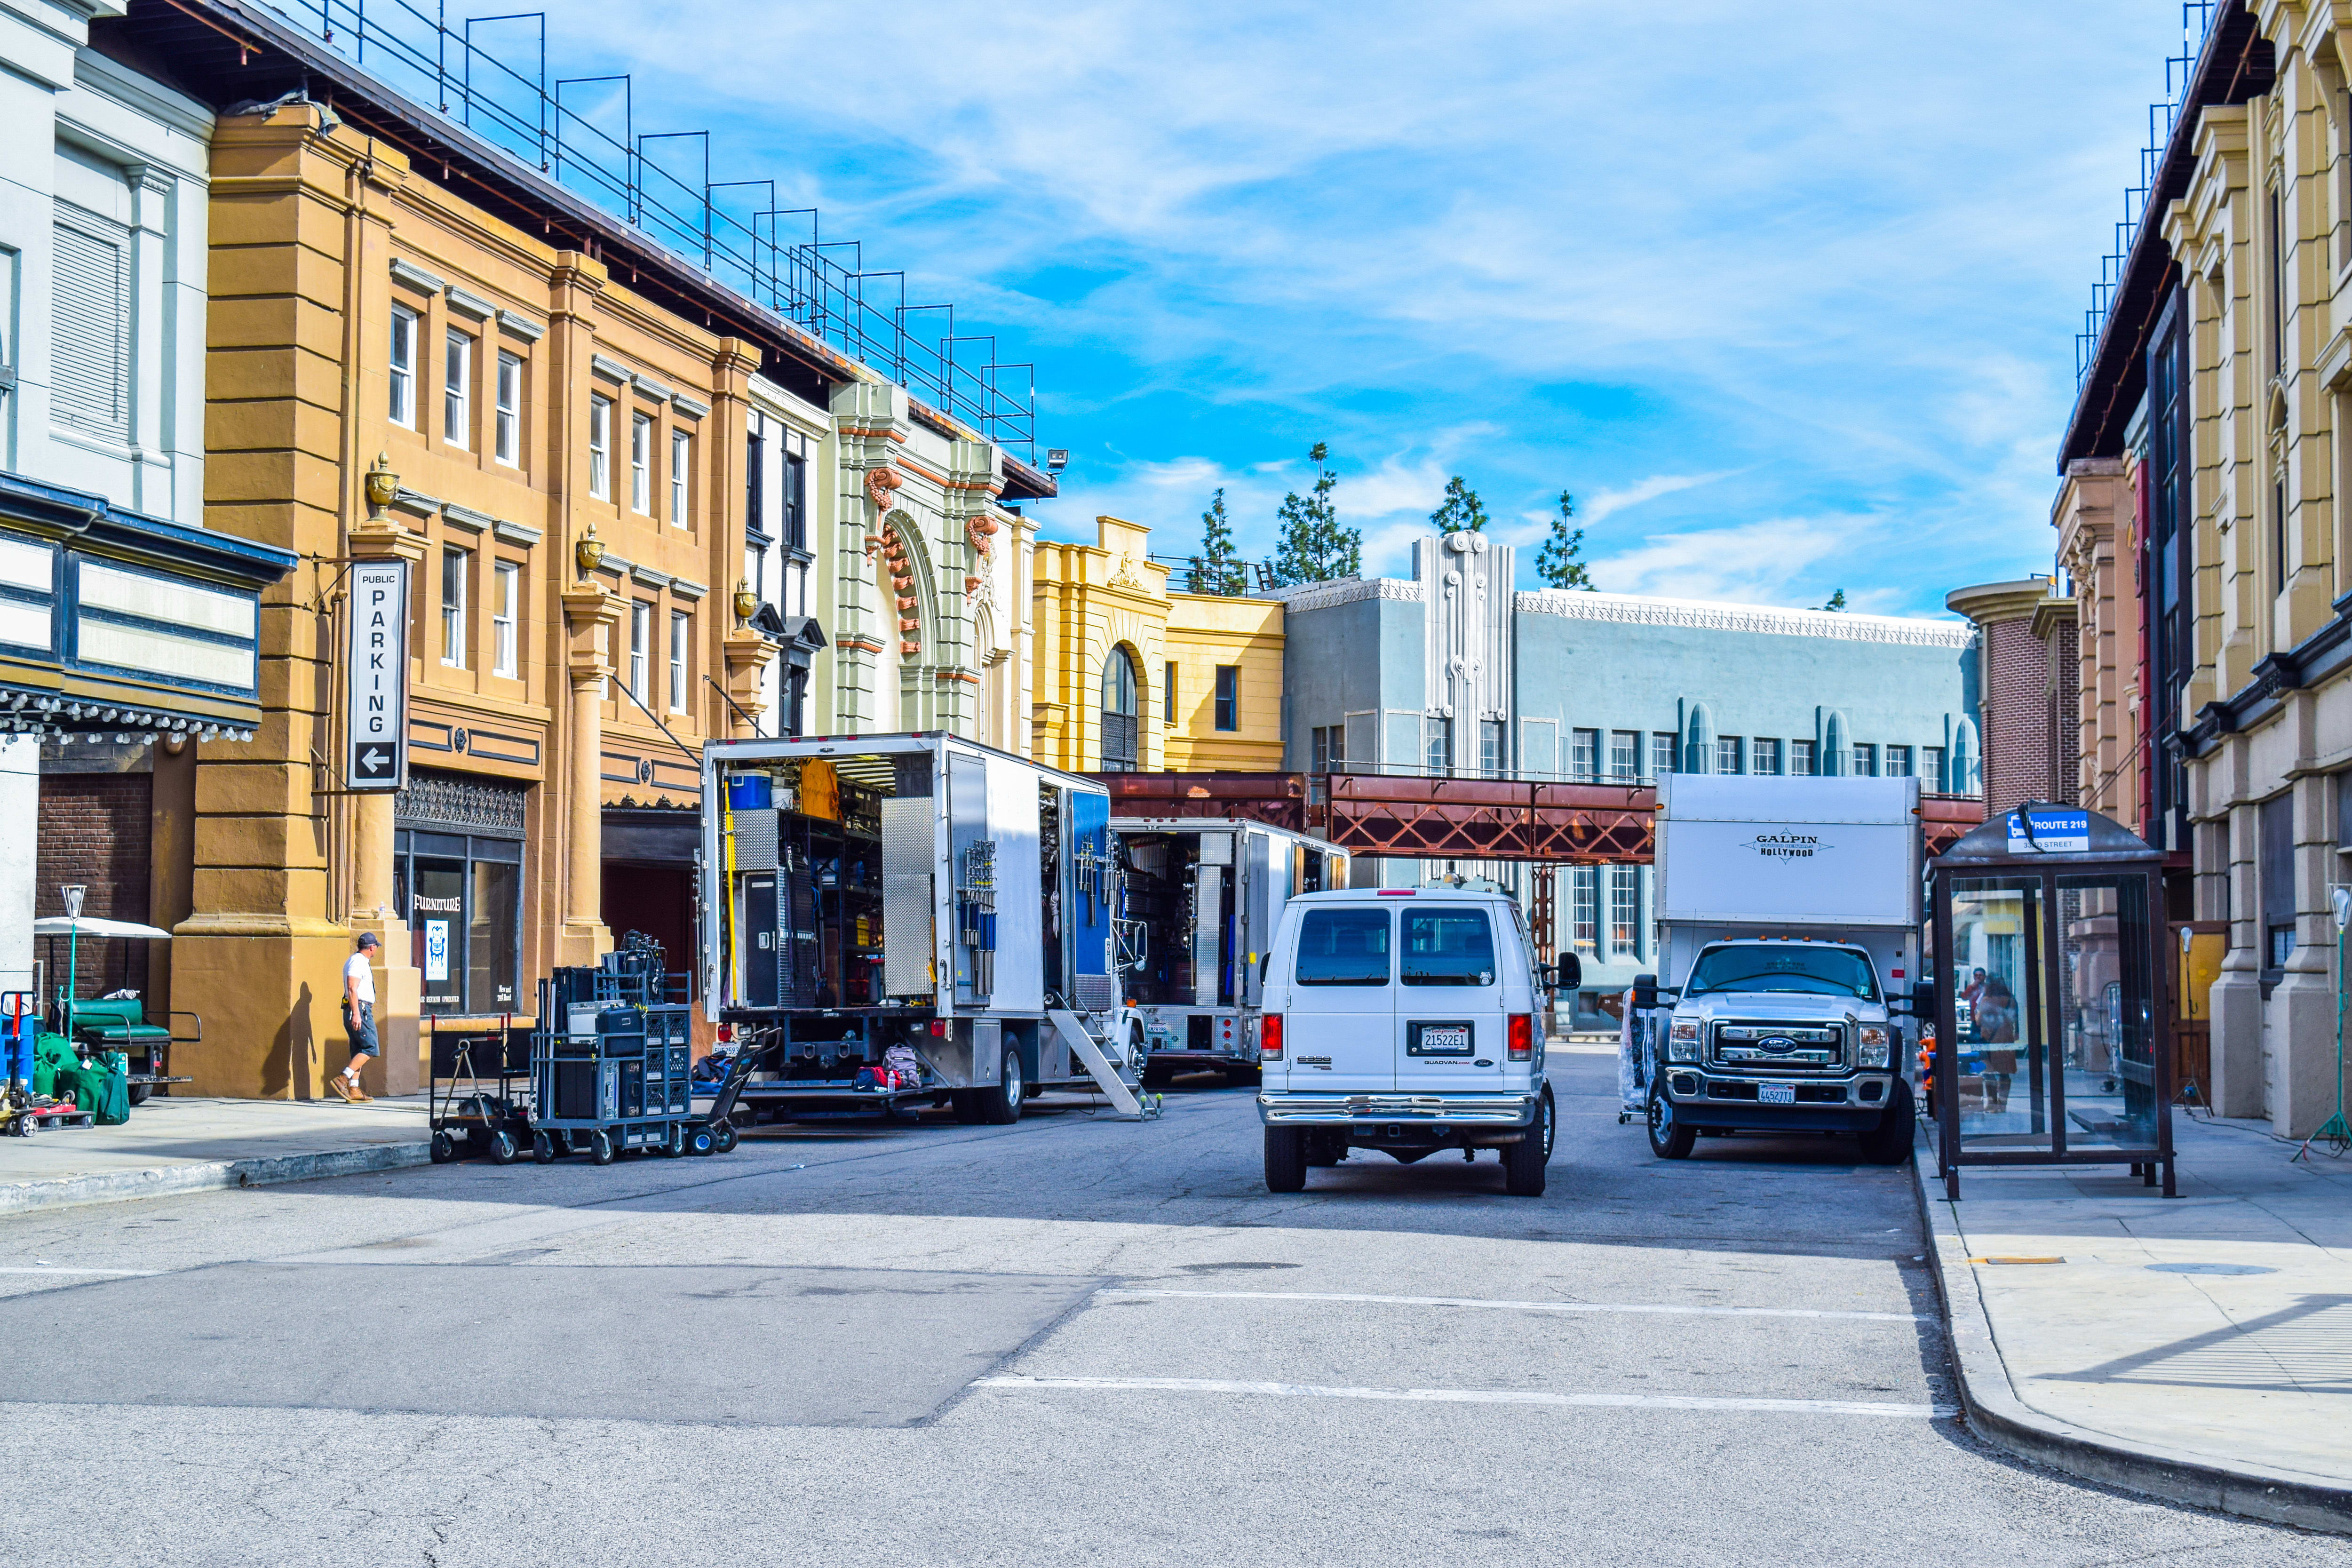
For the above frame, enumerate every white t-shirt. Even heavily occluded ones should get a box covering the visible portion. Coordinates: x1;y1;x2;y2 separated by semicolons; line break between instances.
344;951;377;1007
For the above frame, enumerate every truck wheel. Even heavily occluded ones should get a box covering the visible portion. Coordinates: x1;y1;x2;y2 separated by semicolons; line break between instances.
1264;1126;1308;1193
976;1045;1025;1125
1505;1089;1553;1196
1646;1087;1695;1161
1859;1081;1916;1165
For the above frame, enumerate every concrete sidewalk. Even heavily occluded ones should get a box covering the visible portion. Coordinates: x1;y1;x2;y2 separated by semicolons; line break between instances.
0;1095;430;1216
1918;1112;2352;1533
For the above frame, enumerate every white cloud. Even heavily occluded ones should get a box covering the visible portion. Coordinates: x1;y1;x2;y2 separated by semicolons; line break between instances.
1580;472;1736;526
1591;517;1868;606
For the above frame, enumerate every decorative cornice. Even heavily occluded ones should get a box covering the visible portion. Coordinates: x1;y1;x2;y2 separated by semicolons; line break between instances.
496;310;547;343
1519;587;1976;649
668;576;707;601
630;373;673;402
1275;576;1422;613
440;502;492;534
492;519;541;547
2181;588;2352;758
389;257;445;294
629;564;672;590
589;354;630;385
389;487;440;519
444;285;496;321
669;394;709;421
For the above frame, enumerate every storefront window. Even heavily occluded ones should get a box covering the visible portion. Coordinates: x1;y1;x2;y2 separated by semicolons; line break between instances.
394;769;528;1017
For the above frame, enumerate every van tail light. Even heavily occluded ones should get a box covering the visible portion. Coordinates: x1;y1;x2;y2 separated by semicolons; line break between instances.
1260;1014;1283;1062
1507;1013;1533;1061
716;1024;734;1043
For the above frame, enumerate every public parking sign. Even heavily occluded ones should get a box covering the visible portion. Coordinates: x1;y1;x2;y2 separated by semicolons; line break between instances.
346;559;408;790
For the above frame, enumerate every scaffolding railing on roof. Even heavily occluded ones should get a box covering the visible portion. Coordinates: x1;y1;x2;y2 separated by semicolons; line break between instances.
262;0;1035;458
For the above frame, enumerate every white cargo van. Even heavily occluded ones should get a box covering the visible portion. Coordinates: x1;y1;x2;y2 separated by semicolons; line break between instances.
1255;887;1572;1196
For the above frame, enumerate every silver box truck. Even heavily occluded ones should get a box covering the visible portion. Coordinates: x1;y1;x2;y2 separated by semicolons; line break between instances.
1110;817;1347;1087
700;733;1148;1123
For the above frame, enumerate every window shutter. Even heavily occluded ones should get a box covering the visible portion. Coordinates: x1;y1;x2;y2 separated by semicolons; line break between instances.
51;208;129;442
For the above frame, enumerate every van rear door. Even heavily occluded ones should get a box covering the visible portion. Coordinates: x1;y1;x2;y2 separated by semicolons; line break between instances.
1286;904;1394;1089
1397;902;1508;1093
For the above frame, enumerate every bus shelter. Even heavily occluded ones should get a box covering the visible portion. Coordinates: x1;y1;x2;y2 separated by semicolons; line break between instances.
1928;802;2174;1199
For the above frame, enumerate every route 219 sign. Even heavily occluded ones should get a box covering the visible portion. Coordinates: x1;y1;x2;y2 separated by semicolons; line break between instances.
345;560;409;790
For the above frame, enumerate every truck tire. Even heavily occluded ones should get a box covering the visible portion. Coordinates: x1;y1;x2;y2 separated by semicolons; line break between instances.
1264;1126;1308;1193
1646;1086;1695;1161
1859;1081;1916;1165
975;1044;1025;1125
1504;1088;1553;1196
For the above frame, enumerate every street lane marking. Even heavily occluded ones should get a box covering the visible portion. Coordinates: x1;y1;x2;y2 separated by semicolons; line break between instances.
0;1267;157;1276
1100;1289;1924;1323
975;1375;1952;1418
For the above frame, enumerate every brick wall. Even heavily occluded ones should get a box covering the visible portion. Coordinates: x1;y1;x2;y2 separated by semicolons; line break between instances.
36;773;154;1000
1981;618;2051;818
2048;611;2080;807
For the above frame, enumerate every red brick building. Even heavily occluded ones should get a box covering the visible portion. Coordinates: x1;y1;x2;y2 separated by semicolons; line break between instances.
1946;578;2078;820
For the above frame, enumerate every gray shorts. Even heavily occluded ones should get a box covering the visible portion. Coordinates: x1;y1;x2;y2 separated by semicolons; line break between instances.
344;1000;380;1058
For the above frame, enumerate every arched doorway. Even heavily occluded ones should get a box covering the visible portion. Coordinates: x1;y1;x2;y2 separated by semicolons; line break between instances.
1100;644;1140;771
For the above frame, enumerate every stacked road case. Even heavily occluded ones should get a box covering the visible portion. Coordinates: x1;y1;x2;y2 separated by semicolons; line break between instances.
528;946;705;1163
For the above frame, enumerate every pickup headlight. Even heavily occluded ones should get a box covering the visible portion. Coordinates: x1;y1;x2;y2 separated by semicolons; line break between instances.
1667;1019;1701;1063
1858;1025;1891;1069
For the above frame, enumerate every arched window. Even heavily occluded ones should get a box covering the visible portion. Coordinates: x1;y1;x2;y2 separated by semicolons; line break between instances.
1100;645;1140;771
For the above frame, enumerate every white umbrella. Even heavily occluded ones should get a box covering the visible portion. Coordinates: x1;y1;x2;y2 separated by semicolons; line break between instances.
32;917;174;940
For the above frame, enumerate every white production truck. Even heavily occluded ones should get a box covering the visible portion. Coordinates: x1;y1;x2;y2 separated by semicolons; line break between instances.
698;732;1154;1123
1109;817;1348;1087
1633;773;1925;1165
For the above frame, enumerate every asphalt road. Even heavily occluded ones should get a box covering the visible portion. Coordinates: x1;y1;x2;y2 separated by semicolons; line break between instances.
0;1045;2339;1567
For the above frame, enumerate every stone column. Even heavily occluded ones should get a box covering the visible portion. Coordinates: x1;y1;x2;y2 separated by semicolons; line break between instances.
558;582;620;965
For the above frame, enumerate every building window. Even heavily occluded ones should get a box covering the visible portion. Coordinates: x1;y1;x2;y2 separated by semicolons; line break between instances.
1424;716;1452;774
1885;744;1913;778
1100;646;1140;771
784;451;808;550
1570;728;1599;782
1651;732;1677;781
588;396;611;499
444;330;472;448
491;561;518;678
389;305;417;429
1164;661;1178;727
1716;736;1743;775
1311;725;1332;772
1608;730;1638;783
439;547;469;668
1853;743;1878;777
630;412;652;514
51;209;130;442
494;351;521;466
1922;746;1946;790
668;609;689;713
2261;792;2294;974
624;600;652;704
1753;737;1782;776
1215;665;1240;731
1608;866;1641;957
744;430;766;541
1791;739;1817;776
1570;868;1597;949
1480;719;1505;776
670;429;691;527
393;780;526;1018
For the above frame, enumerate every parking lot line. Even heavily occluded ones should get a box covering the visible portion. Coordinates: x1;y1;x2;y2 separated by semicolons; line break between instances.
0;1267;158;1276
1098;1289;1924;1323
975;1374;1952;1418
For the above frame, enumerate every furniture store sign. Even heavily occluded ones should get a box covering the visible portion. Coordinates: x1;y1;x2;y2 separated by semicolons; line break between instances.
345;560;408;790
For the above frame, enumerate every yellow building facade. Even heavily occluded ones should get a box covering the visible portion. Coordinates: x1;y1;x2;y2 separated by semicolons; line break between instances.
1030;515;1284;774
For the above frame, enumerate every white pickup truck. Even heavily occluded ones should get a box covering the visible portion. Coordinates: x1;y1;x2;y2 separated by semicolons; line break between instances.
1255;886;1576;1196
1636;774;1923;1165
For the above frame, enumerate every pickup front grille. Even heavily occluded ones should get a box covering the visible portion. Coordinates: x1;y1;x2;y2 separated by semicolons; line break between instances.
1711;1021;1843;1073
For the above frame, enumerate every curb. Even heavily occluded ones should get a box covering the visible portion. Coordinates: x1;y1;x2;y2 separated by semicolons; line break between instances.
0;1140;432;1218
1909;1126;2352;1535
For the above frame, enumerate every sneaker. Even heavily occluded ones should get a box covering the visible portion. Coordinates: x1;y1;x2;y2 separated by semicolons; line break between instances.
326;1077;353;1102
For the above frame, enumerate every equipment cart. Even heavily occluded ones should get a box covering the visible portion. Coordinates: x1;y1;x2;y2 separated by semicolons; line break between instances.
427;1015;534;1163
528;948;707;1164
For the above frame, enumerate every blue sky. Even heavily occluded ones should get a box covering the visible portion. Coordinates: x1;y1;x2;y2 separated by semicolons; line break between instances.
559;0;2193;616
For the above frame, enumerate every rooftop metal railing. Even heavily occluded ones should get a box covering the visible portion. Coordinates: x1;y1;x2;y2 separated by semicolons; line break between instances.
266;0;1035;456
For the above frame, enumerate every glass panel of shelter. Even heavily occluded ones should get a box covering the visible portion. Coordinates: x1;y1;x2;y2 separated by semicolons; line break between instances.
1948;876;2055;1154
2055;874;2157;1151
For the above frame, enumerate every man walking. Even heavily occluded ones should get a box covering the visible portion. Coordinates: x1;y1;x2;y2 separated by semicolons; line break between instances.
330;932;381;1103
